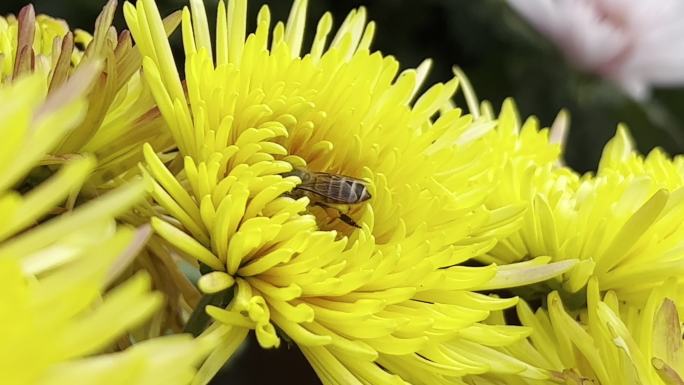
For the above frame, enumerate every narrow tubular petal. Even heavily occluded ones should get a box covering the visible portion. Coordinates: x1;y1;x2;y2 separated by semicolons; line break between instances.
151;217;224;271
58;273;163;359
189;0;213;62
477;258;578;290
192;326;248;385
227;0;247;64
0;156;95;241
301;346;366;385
0;181;145;259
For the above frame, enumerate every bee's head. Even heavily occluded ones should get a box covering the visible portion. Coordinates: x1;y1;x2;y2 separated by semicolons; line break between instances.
283;167;310;184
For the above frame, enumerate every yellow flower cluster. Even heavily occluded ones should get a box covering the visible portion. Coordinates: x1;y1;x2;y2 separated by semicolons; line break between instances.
0;0;176;192
467;279;684;385
2;1;684;385
0;62;213;384
481;97;684;301
467;88;684;385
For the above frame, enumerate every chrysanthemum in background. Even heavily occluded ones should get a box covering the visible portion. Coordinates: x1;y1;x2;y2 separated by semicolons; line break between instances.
452;36;684;385
479;92;684;303
534;138;683;301
0;0;178;192
0;1;205;338
507;0;684;99
0;63;213;384
465;277;684;385
125;0;576;383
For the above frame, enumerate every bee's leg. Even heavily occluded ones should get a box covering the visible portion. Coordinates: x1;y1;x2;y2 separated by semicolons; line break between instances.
311;202;361;229
338;212;361;229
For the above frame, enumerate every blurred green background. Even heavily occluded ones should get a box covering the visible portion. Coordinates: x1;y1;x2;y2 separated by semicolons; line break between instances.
4;0;684;383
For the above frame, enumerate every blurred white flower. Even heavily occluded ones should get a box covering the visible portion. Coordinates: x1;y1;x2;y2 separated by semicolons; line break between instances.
508;0;684;99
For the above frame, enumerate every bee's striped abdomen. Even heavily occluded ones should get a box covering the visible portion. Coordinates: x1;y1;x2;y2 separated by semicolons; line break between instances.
287;168;371;204
311;174;370;204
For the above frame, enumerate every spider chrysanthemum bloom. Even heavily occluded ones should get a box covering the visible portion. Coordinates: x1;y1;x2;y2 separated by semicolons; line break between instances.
0;1;207;341
465;277;684;385
482;119;684;301
125;0;574;383
0;0;178;192
0;68;214;384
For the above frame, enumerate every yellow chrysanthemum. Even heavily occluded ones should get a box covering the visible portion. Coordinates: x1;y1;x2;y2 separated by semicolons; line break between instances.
124;0;576;384
597;126;684;191
479;100;684;301
465;277;684;385
0;0;177;192
0;67;214;384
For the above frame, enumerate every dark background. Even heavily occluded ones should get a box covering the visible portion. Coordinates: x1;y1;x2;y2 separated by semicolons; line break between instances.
5;0;684;383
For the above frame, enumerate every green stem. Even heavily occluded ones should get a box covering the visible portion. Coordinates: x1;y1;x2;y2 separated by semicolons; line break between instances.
184;289;235;337
184;263;235;337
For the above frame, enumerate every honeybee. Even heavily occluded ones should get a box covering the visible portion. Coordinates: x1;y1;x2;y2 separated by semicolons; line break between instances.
284;168;371;228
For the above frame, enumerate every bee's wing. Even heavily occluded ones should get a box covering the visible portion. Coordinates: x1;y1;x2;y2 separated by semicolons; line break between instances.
314;172;369;185
295;172;351;203
295;171;336;193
